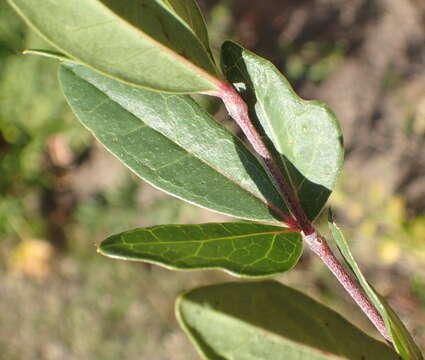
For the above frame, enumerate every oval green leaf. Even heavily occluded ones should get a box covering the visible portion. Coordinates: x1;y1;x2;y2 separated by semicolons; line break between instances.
59;62;290;223
176;281;400;360
328;211;423;360
221;41;344;221
99;223;302;277
8;0;220;93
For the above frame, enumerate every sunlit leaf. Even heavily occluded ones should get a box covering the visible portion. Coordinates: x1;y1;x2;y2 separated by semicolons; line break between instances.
99;223;302;277
8;0;220;93
221;41;344;221
59;62;289;223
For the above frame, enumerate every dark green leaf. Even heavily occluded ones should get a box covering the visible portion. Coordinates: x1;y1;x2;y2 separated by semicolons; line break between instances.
159;0;211;55
221;41;344;221
8;0;220;93
176;281;400;359
328;211;423;360
99;222;302;277
59;62;289;223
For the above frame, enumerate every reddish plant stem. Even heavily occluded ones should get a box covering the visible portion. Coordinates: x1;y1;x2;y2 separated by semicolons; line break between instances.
304;231;390;341
214;83;313;233
206;81;391;343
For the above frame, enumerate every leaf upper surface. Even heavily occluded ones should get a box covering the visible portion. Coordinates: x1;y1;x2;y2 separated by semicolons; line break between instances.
328;211;423;360
221;41;344;221
99;222;303;277
176;281;400;360
8;0;220;93
59;62;289;223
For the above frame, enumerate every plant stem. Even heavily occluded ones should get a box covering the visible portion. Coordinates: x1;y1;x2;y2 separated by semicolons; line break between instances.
211;82;312;233
304;231;391;341
208;81;391;343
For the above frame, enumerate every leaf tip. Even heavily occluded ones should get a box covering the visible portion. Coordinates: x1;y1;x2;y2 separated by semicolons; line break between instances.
97;239;112;257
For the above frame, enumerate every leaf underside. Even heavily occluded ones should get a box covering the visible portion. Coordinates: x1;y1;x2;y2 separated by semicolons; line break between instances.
99;222;303;277
221;41;344;221
328;212;424;360
59;62;290;223
159;0;211;55
177;281;400;360
8;0;220;93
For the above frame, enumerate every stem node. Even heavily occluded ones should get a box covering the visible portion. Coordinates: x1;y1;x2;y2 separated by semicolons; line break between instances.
209;80;391;344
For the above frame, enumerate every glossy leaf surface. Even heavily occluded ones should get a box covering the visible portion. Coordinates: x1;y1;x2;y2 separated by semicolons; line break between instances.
177;281;400;360
59;62;289;223
99;223;302;277
221;41;344;221
8;0;220;93
328;211;423;360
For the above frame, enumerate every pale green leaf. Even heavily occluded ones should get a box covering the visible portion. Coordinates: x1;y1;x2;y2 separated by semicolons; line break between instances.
99;223;302;277
221;41;344;221
8;0;220;93
59;62;290;223
176;281;400;360
23;49;71;62
328;211;423;360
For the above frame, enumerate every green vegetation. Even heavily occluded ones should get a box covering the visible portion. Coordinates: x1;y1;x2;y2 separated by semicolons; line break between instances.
1;1;424;359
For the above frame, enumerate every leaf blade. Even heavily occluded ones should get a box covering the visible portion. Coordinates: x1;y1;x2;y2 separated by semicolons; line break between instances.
221;41;344;221
328;211;424;360
99;223;303;277
159;0;212;55
59;62;289;223
176;281;400;360
8;0;220;93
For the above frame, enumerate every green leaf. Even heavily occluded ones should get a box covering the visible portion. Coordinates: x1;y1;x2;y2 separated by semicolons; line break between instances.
384;301;424;360
59;62;290;223
328;211;423;360
176;281;400;360
221;41;344;221
99;222;302;277
23;49;71;62
159;0;211;56
8;0;220;93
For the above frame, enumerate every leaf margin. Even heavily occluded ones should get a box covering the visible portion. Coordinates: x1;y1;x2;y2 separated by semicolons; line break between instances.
7;0;222;93
98;222;303;278
175;280;401;360
220;40;344;222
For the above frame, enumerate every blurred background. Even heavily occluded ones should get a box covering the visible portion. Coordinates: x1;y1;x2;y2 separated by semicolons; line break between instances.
1;0;425;358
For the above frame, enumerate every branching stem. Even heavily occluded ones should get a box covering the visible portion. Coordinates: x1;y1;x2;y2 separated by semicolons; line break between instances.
210;82;312;233
207;81;391;343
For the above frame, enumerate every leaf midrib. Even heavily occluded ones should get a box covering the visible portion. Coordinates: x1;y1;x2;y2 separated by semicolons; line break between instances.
92;0;220;88
70;66;286;221
9;0;220;92
103;229;295;248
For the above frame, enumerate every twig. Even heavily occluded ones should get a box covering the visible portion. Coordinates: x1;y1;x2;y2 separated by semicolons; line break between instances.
304;231;390;341
210;82;312;232
206;81;391;343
